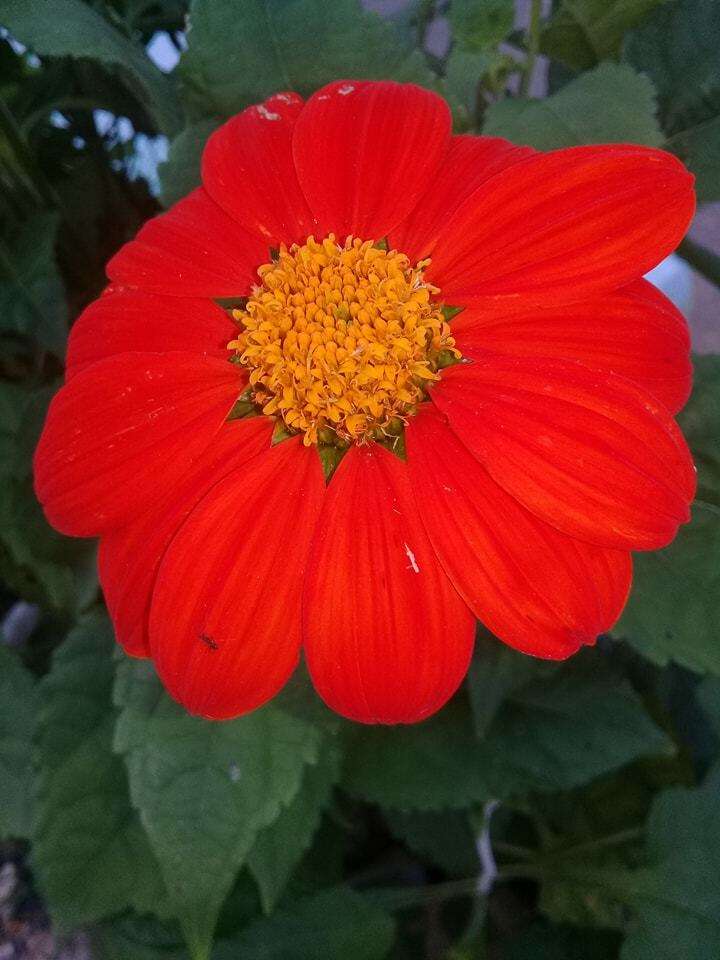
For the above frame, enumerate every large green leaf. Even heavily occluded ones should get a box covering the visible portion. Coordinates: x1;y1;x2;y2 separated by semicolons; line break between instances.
114;657;323;960
32;612;167;929
616;502;720;673
483;62;663;148
466;628;552;737
0;211;67;356
248;739;341;913
697;676;720;738
179;0;434;116
678;356;720;511
91;916;186;960
508;921;620;960
160;118;221;208
541;0;667;71
614;355;720;673
625;0;720;200
619;764;720;958
342;653;670;811
384;808;479;877
0;645;39;839
448;0;514;52
0;0;182;134
213;887;395;960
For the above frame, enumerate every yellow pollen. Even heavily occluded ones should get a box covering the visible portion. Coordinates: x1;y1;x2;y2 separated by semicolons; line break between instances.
228;235;461;445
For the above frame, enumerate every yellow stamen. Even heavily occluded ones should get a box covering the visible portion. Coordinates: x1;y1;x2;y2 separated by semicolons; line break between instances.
228;235;461;445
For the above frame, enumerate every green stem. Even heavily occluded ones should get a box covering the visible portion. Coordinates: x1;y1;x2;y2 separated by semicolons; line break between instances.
363;826;645;913
547;826;644;859
365;879;480;912
493;841;534;860
519;0;542;98
677;236;720;289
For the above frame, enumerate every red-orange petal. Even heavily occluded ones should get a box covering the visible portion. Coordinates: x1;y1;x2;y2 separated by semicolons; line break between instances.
99;417;272;658
388;134;534;262
406;406;632;659
452;278;692;414
431;356;695;551
66;290;234;379
292;80;451;241
107;188;267;297
202;92;317;246
34;352;242;536
149;438;325;720
427;145;695;306
303;443;475;725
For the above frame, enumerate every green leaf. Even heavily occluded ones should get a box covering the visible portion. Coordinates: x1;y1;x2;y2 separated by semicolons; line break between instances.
0;211;67;356
697;676;720;738
614;355;720;673
342;653;670;811
213;887;395;960
384;808;479;877
449;0;514;52
508;921;621;960
484;62;663;148
161;118;222;208
0;646;39;839
665;115;720;202
114;657;323;960
91;916;186;960
32;611;167;929
466;628;550;737
618;764;720;959
0;0;182;135
541;0;667;71
617;503;720;673
248;739;341;913
443;49;490;129
678;355;720;510
180;0;434;116
625;0;720;200
0;382;97;613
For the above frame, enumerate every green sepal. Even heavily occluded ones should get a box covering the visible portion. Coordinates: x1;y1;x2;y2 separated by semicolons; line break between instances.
376;429;407;462
436;349;462;370
317;443;348;483
271;421;294;445
215;296;249;313
226;388;257;422
441;304;465;322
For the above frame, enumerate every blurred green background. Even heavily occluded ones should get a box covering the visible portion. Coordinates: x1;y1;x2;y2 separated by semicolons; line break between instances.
0;1;719;958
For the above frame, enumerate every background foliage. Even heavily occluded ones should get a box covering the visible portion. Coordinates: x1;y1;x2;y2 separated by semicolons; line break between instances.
0;0;719;958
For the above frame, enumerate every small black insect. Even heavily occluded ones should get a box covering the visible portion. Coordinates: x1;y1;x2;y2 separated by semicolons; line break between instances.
200;633;219;651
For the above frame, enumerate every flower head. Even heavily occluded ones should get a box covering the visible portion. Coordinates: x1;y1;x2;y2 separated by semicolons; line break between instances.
34;81;696;724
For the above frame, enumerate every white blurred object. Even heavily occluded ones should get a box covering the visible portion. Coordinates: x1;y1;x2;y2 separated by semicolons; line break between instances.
1;600;40;646
147;31;183;73
645;254;695;315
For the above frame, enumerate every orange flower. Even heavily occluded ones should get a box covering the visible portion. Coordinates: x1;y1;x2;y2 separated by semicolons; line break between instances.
34;81;696;724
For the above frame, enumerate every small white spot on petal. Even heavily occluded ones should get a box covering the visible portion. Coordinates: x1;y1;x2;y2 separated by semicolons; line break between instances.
404;542;420;574
338;84;355;95
257;105;281;121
